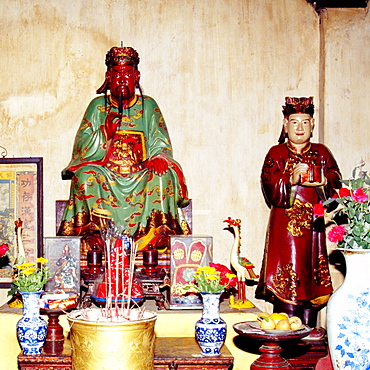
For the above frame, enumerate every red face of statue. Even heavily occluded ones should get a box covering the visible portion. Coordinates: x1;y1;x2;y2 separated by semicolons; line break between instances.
108;65;140;105
284;113;314;147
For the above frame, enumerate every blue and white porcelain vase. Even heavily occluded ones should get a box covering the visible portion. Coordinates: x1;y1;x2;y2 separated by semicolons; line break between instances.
17;291;47;355
195;292;226;356
327;249;370;370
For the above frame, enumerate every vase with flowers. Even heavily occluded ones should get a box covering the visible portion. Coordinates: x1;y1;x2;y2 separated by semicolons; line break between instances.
183;262;237;355
9;257;50;355
322;161;370;370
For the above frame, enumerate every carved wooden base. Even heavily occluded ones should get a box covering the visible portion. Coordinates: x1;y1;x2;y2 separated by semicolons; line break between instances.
18;337;233;370
154;337;233;369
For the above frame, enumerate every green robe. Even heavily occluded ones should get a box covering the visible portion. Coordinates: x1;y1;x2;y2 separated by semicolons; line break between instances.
58;95;189;249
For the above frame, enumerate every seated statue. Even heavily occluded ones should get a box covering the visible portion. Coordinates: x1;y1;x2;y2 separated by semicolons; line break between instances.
57;46;190;253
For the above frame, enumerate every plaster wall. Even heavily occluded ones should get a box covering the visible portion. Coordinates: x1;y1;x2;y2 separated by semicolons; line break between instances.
320;8;370;178
0;0;368;311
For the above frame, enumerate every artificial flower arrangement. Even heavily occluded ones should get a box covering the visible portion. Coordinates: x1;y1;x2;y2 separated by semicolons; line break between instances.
0;243;10;269
0;243;9;258
8;257;50;295
322;161;370;249
183;263;238;293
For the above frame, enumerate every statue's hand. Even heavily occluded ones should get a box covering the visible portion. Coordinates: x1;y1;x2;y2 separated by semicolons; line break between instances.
145;157;169;176
301;176;327;187
104;112;122;139
290;163;309;185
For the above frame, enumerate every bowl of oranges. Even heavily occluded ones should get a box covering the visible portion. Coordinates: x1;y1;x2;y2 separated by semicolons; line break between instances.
255;312;304;333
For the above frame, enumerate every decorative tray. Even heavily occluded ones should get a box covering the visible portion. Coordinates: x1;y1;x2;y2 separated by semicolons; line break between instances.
233;321;312;339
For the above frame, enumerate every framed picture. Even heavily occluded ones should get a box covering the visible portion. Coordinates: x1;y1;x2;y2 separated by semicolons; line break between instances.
44;236;81;293
0;157;43;288
169;235;213;309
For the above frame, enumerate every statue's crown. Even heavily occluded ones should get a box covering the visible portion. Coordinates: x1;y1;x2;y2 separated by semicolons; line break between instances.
282;96;314;117
105;46;140;69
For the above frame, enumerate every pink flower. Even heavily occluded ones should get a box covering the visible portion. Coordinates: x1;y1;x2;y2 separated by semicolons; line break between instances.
313;202;325;217
352;188;369;203
328;225;346;243
338;188;351;198
0;243;9;258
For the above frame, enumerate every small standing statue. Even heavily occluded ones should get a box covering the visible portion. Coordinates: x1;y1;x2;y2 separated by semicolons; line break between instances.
224;217;258;309
255;97;342;328
53;245;79;292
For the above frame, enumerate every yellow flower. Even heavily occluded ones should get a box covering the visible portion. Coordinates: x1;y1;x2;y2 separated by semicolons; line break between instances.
22;268;36;275
226;272;236;279
36;257;48;264
17;262;35;270
196;266;217;274
10;258;50;294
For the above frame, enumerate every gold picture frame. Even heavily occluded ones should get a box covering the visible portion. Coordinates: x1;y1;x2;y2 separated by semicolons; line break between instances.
0;157;43;288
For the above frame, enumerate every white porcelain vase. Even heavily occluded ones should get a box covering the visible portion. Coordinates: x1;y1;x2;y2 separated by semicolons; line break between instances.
195;292;227;356
327;249;370;370
17;291;48;355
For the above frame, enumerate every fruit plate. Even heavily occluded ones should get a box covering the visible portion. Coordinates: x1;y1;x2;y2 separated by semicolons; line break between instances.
237;321;311;336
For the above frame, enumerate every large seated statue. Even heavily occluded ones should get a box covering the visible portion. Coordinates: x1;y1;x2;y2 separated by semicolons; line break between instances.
57;46;190;252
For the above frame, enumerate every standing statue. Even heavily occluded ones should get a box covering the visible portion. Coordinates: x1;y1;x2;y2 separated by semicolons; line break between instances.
57;46;190;252
255;97;342;327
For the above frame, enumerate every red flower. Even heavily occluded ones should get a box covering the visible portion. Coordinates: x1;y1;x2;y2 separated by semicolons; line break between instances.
352;188;368;203
0;243;9;258
313;202;325;217
328;225;346;243
338;188;351;197
209;263;237;288
209;263;230;275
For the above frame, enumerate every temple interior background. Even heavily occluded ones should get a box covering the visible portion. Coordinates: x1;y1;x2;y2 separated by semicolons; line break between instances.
0;0;369;314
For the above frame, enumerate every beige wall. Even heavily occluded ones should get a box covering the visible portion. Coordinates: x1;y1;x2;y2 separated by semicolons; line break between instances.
0;0;368;309
320;8;370;178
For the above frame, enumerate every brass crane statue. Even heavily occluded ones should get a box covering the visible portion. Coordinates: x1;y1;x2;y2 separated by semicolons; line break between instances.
224;217;258;309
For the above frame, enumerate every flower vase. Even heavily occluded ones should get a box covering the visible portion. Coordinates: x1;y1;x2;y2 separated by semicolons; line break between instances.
17;291;48;355
195;292;226;356
327;249;370;369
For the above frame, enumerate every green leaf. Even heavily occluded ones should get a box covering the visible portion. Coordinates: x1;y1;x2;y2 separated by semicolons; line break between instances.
323;198;337;206
349;208;356;218
353;225;364;237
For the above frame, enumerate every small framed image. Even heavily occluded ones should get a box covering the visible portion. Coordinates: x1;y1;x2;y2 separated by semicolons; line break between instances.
44;236;81;293
0;157;43;288
169;235;213;309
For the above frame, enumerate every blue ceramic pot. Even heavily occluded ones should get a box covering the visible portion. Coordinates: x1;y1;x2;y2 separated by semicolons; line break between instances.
327;249;370;369
17;291;47;355
195;292;226;356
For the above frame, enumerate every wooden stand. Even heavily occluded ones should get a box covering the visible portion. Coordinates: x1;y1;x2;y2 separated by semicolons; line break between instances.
135;268;170;310
40;309;66;355
18;340;72;370
251;339;292;370
233;321;321;370
154;337;234;369
18;337;234;370
283;336;329;370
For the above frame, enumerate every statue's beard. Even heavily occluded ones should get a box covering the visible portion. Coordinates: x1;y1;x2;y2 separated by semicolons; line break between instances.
118;94;123;115
116;85;129;114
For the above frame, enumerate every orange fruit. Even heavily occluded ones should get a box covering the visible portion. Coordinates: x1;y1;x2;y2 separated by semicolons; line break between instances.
270;312;288;323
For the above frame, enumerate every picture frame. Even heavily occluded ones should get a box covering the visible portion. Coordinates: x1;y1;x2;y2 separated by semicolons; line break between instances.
169;235;213;309
0;157;43;288
44;236;81;293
